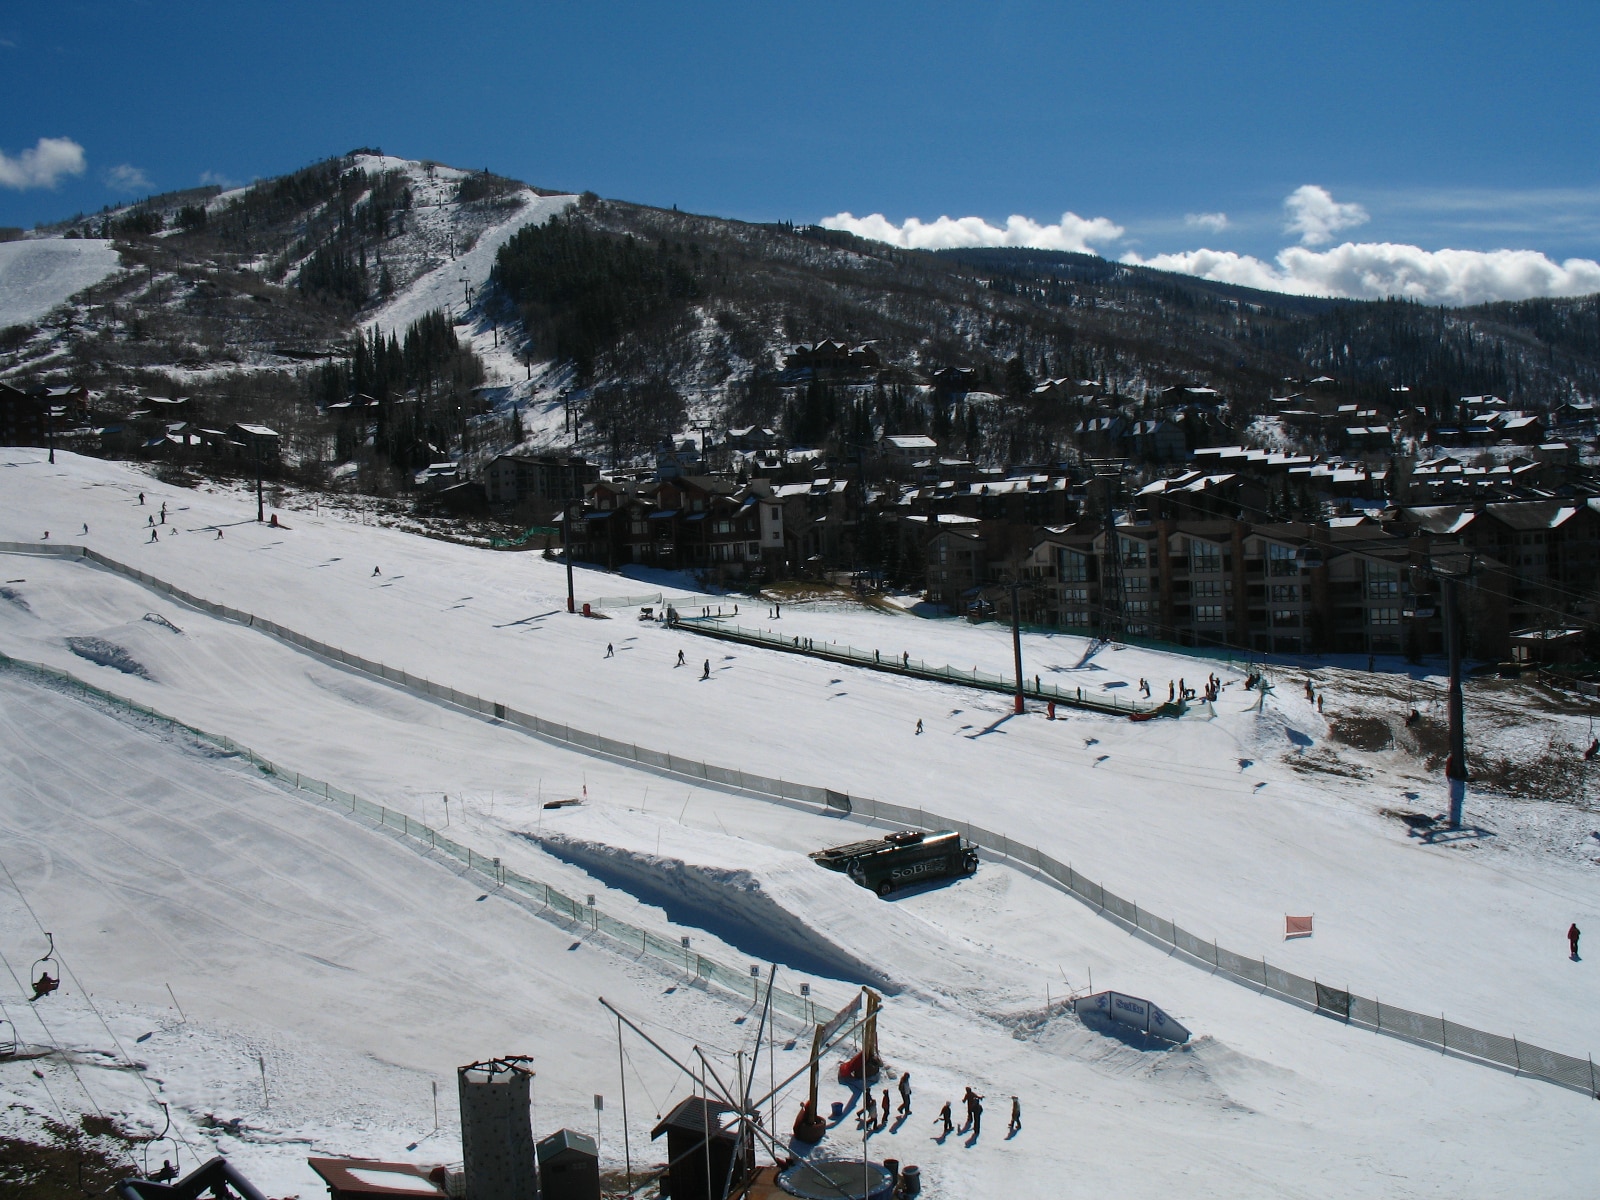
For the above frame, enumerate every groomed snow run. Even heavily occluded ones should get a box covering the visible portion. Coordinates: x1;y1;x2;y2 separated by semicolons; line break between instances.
0;238;122;329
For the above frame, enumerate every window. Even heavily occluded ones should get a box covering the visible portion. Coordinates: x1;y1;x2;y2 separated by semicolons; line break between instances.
1124;574;1148;592
1366;562;1400;598
769;507;781;521
1126;599;1151;615
714;520;733;534
1120;537;1148;568
1194;604;1225;624
1369;607;1400;625
1063;609;1091;627
631;520;647;535
1061;587;1089;602
1272;609;1300;627
1192;579;1223;599
1058;549;1089;582
1267;542;1299;577
747;542;760;557
1189;539;1222;573
1269;583;1298;602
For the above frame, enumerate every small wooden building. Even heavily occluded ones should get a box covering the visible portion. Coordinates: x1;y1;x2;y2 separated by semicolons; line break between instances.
650;1097;752;1200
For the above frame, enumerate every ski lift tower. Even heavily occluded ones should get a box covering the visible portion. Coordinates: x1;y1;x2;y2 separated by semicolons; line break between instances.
1087;460;1128;642
1427;551;1478;830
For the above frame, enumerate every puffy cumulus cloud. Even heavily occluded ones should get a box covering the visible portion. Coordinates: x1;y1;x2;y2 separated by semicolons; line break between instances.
0;136;86;190
819;209;1124;254
104;164;153;193
1184;211;1228;232
1124;242;1600;306
1284;184;1368;246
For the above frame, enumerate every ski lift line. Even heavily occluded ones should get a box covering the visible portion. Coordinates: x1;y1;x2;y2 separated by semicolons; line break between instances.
0;855;202;1161
0;953;76;1130
0;936;135;1171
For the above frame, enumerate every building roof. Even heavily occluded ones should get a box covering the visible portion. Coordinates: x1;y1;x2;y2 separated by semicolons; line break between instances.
651;1097;741;1141
305;1158;447;1197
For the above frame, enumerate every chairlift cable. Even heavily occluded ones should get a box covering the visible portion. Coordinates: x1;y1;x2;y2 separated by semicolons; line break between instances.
0;856;199;1160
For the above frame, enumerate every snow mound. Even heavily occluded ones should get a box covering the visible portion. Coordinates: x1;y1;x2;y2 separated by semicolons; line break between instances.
0;239;122;328
65;635;150;679
528;805;1007;997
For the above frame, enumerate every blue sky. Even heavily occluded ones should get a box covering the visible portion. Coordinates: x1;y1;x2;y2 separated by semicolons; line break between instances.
4;1;1598;302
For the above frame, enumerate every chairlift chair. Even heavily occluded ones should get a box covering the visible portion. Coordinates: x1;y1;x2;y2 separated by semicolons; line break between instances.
0;1015;17;1056
141;1102;181;1183
29;932;59;1002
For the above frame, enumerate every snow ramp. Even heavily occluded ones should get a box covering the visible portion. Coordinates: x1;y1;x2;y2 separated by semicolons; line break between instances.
528;806;992;997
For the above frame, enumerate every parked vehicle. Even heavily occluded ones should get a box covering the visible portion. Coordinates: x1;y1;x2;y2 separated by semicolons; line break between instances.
810;829;978;896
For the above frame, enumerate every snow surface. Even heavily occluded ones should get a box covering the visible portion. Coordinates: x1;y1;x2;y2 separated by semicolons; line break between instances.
1;451;1598;1198
0;238;122;328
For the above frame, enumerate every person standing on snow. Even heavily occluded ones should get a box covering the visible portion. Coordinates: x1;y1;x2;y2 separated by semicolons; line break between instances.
1008;1096;1021;1135
605;643;614;658
1570;923;1582;959
936;1100;953;1136
701;659;710;680
898;1072;911;1115
676;649;685;667
880;1088;891;1129
963;1087;983;1135
915;719;923;735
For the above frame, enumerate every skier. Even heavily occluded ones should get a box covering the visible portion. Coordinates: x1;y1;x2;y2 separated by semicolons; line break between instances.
81;523;88;535
138;492;145;505
1570;923;1581;960
915;719;923;735
605;643;614;658
936;1100;953;1137
701;659;710;680
148;514;155;527
676;649;685;667
1008;1096;1021;1135
897;1072;911;1116
148;529;158;543
216;528;224;540
373;566;381;577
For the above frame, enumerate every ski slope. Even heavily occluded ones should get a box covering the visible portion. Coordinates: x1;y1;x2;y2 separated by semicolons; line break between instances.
0;238;122;329
1;450;1597;1198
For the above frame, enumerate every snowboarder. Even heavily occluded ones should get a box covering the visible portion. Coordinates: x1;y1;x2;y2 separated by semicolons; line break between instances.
701;659;710;680
215;528;224;539
269;513;279;528
676;649;685;667
1008;1096;1021;1135
81;523;88;535
1570;923;1581;959
40;530;48;540
373;566;381;577
936;1100;953;1136
915;719;923;735
605;643;614;658
898;1072;911;1115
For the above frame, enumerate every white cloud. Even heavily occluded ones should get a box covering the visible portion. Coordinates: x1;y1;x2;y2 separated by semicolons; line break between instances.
1184;211;1229;232
200;170;240;188
1284;184;1368;246
1124;242;1600;306
819;209;1124;254
0;136;86;190
105;163;153;193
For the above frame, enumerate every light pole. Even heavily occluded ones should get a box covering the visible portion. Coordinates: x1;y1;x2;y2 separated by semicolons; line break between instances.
1010;577;1025;714
253;439;265;522
1431;553;1476;830
563;501;576;613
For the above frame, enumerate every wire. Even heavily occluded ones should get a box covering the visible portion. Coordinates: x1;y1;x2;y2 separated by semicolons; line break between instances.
0;855;200;1162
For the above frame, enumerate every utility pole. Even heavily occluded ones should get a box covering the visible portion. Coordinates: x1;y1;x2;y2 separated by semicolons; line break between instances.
563;502;576;613
253;440;265;522
1441;571;1468;829
1010;576;1025;714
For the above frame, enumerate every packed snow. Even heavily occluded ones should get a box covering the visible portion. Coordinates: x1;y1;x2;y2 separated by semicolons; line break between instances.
0;238;122;329
1;451;1597;1198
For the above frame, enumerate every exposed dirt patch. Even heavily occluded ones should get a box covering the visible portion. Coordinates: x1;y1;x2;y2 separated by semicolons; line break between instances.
0;1114;136;1200
1329;715;1393;752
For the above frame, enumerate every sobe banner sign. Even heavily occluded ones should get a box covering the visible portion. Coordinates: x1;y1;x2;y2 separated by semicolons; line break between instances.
1074;990;1191;1044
